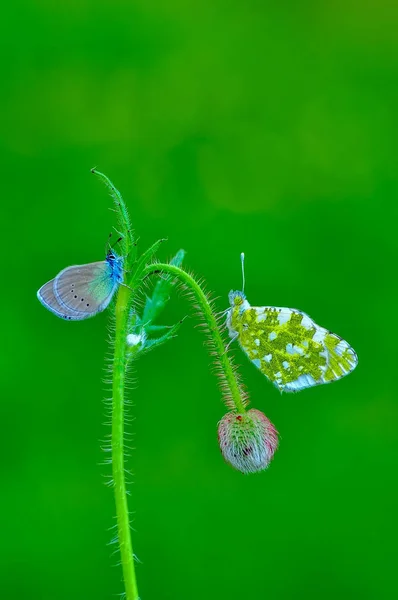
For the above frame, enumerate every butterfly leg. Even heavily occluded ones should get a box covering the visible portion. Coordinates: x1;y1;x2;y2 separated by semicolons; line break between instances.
216;308;230;318
224;332;239;353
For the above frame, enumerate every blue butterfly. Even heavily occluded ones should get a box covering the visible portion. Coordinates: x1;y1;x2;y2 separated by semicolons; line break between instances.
37;249;124;320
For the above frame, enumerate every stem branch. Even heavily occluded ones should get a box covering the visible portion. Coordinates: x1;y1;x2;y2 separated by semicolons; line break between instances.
141;263;247;413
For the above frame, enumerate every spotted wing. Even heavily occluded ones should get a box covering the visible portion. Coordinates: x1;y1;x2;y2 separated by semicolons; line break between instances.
54;261;118;317
37;279;87;321
237;306;357;392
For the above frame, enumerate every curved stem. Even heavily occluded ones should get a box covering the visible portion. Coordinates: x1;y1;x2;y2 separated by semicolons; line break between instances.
112;284;139;600
141;263;247;413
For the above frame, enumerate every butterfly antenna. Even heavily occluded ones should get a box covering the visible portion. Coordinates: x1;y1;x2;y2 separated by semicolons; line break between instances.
241;252;245;293
106;233;123;255
105;232;112;254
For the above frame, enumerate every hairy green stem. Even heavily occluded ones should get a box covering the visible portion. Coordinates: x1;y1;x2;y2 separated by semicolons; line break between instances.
141;263;247;413
112;284;139;600
92;169;139;599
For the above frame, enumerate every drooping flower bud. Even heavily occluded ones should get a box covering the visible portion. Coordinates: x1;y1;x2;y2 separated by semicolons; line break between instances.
218;409;278;474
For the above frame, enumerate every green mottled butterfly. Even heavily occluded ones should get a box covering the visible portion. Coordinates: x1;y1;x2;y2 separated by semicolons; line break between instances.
226;254;358;392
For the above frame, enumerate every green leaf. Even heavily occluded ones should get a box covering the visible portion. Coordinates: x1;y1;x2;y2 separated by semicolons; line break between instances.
142;249;185;325
141;317;187;355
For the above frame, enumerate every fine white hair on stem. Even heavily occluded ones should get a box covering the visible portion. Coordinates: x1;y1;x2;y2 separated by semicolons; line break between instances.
241;252;245;293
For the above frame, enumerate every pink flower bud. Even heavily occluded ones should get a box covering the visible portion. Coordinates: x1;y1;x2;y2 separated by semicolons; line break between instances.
218;409;278;474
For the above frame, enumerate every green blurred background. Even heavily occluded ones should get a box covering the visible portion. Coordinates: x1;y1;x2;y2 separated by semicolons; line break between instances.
2;2;397;599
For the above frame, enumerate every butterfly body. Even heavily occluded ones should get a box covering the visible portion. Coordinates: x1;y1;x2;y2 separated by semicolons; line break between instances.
227;290;357;392
37;249;124;320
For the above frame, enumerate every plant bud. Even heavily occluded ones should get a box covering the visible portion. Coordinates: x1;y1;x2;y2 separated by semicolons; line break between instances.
218;409;278;474
127;333;143;347
126;329;147;350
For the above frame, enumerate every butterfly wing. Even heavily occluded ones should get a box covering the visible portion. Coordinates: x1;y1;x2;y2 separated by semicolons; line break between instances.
53;261;118;318
235;305;357;392
37;280;87;321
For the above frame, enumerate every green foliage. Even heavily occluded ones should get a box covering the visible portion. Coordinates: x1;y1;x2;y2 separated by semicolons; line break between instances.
127;249;187;359
142;249;185;325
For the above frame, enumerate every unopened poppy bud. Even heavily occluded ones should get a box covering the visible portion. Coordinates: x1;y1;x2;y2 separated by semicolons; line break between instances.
218;409;278;474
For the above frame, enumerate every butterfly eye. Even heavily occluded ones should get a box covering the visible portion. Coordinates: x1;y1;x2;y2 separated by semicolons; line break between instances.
108;254;115;260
